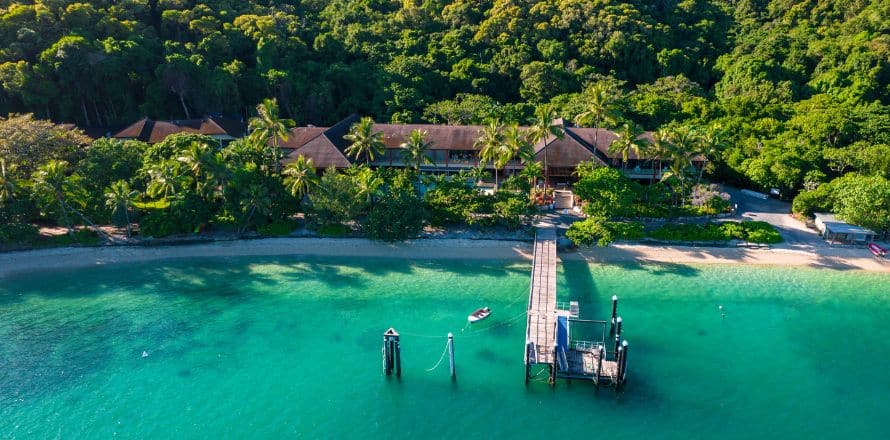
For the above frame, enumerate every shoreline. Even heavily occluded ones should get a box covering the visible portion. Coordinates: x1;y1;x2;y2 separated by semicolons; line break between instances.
1;237;887;278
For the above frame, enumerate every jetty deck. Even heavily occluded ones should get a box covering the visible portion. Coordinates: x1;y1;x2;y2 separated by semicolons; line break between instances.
523;225;628;389
525;227;558;365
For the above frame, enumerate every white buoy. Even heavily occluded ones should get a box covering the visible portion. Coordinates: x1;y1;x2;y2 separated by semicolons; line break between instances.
142;351;149;358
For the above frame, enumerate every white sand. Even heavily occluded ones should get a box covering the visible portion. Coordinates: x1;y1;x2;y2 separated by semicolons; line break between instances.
565;244;890;272
0;238;533;278
1;238;887;278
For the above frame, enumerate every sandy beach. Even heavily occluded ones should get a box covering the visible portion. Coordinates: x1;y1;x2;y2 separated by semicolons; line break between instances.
565;243;890;272
1;237;888;277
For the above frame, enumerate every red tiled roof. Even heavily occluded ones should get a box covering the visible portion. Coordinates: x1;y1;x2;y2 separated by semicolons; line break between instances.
112;116;245;143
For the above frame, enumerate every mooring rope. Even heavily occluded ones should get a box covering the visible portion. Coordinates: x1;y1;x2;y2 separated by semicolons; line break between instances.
425;338;450;372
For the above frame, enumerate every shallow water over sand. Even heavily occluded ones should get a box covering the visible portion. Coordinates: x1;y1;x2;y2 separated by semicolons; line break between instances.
2;257;889;438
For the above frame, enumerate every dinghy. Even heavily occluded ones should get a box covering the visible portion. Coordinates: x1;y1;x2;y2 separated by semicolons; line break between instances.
868;242;887;258
468;307;491;323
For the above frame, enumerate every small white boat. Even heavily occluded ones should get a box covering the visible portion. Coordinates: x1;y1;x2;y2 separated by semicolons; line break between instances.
468;307;491;323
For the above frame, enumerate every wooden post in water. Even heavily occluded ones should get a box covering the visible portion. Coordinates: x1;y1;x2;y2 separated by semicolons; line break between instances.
609;295;619;335
382;333;391;375
524;342;532;384
394;333;402;377
383;328;400;377
447;332;455;378
549;346;557;386
595;344;604;388
613;317;623;357
615;344;625;391
617;340;629;390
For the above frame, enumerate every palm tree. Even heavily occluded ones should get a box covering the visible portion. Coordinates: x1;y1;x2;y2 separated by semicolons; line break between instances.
696;124;725;184
0;158;16;204
146;160;181;200
344;117;385;164
249;98;295;174
282;155;318;200
520;160;543;189
350;165;384;206
527;104;564;187
177;141;215;196
32;160;75;237
475;122;505;189
661;125;702;206
105;180;138;238
502;125;533;163
238;183;272;235
608;122;648;167
204;151;232;204
575;83;621;147
647;128;674;183
400;129;435;174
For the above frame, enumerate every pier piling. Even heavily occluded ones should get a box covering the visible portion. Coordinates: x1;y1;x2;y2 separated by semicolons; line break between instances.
613;317;623;356
447;332;456;378
382;328;401;377
609;296;619;335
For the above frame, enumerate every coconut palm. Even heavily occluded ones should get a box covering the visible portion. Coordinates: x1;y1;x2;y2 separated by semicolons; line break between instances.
520;160;544;189
249;98;295;174
502;125;533;166
105;180;138;237
575;83;621;147
238;183;272;234
344;117;385;164
661;125;701;206
204;151;232;203
177;141;215;196
476;122;505;189
146;160;182;200
400;129;435;173
527;104;564;187
349;165;384;206
608;122;648;167
32;160;75;237
0;158;16;203
647;128;674;183
282;155;318;200
696;124;725;184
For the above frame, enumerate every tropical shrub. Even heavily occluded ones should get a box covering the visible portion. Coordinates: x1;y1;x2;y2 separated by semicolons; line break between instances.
648;223;729;241
257;219;298;236
366;173;426;241
0;222;39;244
493;193;532;229
566;218;644;246
573;167;639;218
306;167;364;228
425;178;481;225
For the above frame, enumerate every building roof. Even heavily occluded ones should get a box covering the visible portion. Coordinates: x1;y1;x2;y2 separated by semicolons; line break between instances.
813;213;877;235
373;124;485;150
112;116;246;143
280;116;708;167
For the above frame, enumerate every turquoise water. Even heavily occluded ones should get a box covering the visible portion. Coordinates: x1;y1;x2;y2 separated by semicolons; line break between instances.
2;257;890;438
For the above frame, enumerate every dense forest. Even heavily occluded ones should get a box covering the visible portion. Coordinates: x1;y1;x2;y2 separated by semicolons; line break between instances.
0;1;888;205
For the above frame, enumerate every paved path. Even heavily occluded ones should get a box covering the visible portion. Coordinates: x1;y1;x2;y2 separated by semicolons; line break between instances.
720;186;827;250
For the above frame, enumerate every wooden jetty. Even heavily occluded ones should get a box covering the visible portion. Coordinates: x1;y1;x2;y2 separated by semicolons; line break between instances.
524;226;629;390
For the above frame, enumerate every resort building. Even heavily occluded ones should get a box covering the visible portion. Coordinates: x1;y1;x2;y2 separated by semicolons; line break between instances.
280;115;706;186
112;115;246;145
813;213;878;244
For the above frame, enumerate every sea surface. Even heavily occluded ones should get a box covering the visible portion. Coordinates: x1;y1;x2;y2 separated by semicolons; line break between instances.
1;256;889;438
